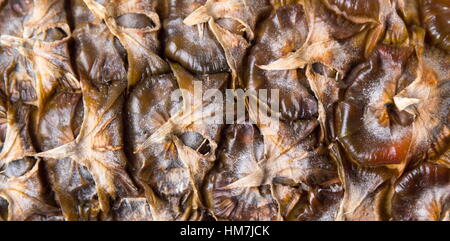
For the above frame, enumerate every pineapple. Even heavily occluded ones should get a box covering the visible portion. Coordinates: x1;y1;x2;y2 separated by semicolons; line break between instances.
0;0;448;221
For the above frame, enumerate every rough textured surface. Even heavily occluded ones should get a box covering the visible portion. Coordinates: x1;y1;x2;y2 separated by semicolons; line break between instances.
0;0;448;221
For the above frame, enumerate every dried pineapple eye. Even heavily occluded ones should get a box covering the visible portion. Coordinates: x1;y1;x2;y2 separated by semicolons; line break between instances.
392;160;450;221
37;27;68;42
246;5;316;121
205;124;279;221
324;0;379;21
0;0;448;221
164;0;229;74
115;13;156;29
421;0;450;52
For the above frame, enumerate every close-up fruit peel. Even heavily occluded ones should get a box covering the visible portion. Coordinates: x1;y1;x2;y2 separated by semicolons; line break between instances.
0;0;448;221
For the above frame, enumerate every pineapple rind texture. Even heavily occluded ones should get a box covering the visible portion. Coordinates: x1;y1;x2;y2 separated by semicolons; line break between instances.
0;0;448;221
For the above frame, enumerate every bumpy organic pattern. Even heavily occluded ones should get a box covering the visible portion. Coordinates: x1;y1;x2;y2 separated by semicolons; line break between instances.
0;0;448;221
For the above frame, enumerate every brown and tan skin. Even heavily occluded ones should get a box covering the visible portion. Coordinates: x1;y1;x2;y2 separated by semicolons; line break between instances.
163;0;229;74
0;160;59;221
0;0;35;104
128;63;228;220
0;92;58;221
334;21;449;220
205;124;279;221
392;159;450;221
0;0;447;221
83;0;169;88
183;0;272;88
420;0;450;53
0;0;60;222
0;0;79;112
244;4;343;221
34;91;100;221
33;1;138;217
